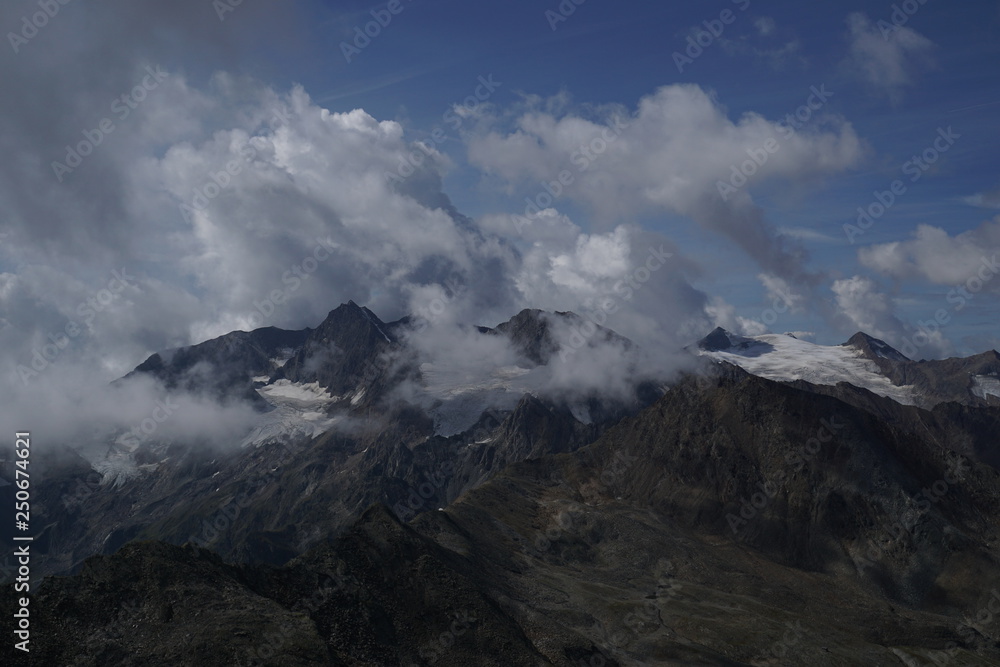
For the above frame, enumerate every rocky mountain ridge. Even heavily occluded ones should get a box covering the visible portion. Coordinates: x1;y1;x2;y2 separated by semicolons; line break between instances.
6;364;1000;665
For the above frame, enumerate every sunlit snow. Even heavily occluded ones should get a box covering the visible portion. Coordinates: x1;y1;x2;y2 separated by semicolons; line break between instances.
698;333;918;405
240;380;340;447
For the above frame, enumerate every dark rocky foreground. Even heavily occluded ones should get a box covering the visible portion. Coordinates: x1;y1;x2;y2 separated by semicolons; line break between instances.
5;367;1000;665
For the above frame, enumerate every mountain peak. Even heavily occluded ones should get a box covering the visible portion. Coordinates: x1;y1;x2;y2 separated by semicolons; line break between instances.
843;332;909;362
317;301;393;342
696;327;761;353
329;299;363;318
698;327;735;352
491;309;563;366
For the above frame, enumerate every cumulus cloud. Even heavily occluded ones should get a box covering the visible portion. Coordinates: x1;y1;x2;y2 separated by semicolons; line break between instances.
844;12;936;101
467;85;863;288
758;273;807;313
1;361;260;475
1;2;725;460
858;219;1000;290
704;297;768;336
831;275;951;358
832;275;902;339
0;1;894;460
404;214;709;357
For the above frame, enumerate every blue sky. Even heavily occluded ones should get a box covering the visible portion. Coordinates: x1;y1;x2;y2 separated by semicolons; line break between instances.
1;0;999;394
292;0;1000;352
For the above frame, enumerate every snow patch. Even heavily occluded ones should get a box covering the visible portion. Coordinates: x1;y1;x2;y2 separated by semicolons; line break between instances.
350;387;366;406
259;380;332;404
421;363;537;436
971;375;1000;400
698;333;918;405
241;380;340;448
361;308;392;342
93;454;142;487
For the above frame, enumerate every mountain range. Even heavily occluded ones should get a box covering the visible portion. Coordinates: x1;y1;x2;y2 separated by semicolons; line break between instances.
3;303;1000;665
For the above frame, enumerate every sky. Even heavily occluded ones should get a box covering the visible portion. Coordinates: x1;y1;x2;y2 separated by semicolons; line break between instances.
1;0;1000;416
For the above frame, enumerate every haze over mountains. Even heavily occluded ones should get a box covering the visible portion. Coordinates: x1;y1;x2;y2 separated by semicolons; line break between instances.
3;0;1000;664
3;301;1000;665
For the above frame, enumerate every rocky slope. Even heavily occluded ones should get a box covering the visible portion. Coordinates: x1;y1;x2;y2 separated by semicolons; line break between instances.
0;304;655;582
6;363;1000;665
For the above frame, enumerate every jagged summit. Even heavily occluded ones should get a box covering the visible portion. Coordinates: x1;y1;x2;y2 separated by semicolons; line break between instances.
842;331;910;362
482;308;631;366
122;326;310;404
695;327;763;353
276;301;401;398
10;304;1000;666
695;326;1000;409
697;326;732;352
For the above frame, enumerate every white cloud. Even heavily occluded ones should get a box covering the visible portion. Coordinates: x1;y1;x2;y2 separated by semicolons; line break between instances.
778;227;840;244
963;183;1000;209
831;275;951;358
832;275;899;339
845;12;936;101
858;219;1000;289
755;17;776;36
466;84;864;291
0;71;727;450
704;296;768;336
759;273;807;313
